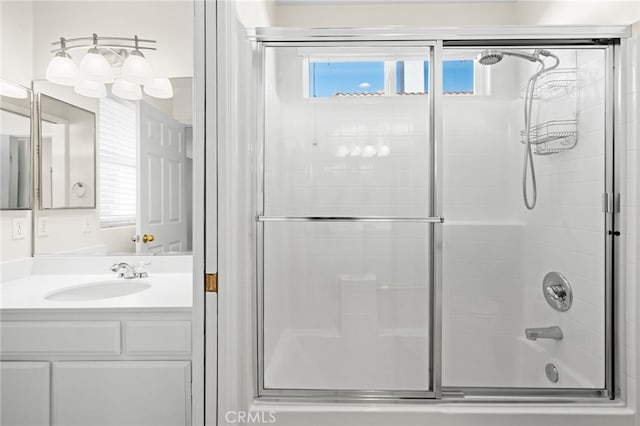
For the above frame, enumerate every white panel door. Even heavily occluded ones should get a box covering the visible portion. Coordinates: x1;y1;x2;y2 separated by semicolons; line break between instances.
52;361;191;426
137;101;188;253
0;362;50;426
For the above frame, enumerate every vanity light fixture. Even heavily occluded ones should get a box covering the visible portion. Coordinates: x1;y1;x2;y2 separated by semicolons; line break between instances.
45;38;78;87
75;79;107;98
121;37;154;85
143;77;174;99
112;78;142;101
78;34;114;85
45;34;172;101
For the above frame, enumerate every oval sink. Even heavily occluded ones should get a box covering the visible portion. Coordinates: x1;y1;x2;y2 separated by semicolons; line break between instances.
45;280;151;302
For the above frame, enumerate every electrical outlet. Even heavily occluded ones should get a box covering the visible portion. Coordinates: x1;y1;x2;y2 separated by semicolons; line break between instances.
37;217;49;237
12;218;26;240
81;216;92;233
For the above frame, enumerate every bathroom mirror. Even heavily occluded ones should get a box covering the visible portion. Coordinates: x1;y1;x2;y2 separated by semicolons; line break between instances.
0;80;33;210
39;93;96;209
33;78;193;256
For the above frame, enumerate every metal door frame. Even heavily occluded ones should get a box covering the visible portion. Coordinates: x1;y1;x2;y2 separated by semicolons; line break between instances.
255;39;442;400
250;29;624;403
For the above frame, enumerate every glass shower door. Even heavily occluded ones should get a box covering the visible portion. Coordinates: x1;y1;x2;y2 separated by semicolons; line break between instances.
440;46;610;393
257;43;439;396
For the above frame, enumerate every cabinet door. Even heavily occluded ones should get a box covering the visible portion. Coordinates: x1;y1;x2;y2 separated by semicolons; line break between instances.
0;362;50;426
52;361;190;426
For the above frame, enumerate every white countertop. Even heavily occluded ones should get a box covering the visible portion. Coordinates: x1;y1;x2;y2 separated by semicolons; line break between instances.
0;273;192;311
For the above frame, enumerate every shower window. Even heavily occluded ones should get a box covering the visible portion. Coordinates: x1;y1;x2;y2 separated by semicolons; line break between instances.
307;58;475;97
396;60;475;94
310;61;385;97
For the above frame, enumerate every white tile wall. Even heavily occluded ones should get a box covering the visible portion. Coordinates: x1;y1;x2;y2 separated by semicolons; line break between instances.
519;48;607;388
441;57;528;387
265;100;430;217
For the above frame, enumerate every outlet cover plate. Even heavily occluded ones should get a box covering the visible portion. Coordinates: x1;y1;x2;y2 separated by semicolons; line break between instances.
12;218;26;240
37;217;49;237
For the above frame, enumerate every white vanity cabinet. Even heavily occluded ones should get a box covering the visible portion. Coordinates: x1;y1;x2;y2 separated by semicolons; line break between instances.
52;361;191;426
0;311;192;426
0;362;50;426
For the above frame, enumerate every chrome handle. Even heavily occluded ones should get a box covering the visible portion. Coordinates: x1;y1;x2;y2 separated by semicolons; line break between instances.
256;216;445;223
546;284;566;301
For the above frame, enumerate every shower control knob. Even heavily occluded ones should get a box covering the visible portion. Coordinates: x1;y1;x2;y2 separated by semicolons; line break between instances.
542;272;572;312
546;284;566;300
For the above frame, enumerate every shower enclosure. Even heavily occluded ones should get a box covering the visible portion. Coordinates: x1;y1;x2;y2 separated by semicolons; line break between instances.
251;29;618;401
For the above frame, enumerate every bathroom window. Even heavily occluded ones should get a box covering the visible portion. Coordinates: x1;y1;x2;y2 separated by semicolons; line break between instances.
442;60;475;93
308;59;475;97
310;61;385;97
98;97;137;228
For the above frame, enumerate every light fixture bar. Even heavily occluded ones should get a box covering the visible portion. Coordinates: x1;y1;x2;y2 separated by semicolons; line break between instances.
51;44;157;53
50;34;156;54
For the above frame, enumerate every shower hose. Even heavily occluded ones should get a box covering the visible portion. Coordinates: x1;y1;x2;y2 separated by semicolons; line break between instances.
522;51;560;210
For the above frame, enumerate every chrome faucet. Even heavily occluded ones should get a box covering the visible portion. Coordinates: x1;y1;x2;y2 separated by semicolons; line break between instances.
110;262;149;279
525;326;563;341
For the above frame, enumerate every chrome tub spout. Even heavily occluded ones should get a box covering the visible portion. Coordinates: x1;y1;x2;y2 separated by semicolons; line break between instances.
525;326;563;341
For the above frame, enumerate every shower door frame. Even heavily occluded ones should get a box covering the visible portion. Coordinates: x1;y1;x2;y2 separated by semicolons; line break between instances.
250;28;625;403
254;39;444;400
438;40;617;401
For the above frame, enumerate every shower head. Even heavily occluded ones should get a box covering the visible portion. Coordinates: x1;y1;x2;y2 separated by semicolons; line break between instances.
477;49;543;66
478;49;503;65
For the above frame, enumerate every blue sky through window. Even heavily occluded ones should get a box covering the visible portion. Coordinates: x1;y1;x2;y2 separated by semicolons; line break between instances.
443;60;474;93
310;61;385;97
310;60;474;97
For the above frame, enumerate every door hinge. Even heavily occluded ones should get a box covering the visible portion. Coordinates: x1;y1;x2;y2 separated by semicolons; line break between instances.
205;273;217;293
602;193;620;214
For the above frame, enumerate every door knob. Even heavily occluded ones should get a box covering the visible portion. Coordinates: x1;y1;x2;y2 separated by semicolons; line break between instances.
142;234;155;243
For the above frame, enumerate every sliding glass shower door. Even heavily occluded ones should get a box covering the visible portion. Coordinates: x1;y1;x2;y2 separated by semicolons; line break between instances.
440;45;611;393
257;43;439;396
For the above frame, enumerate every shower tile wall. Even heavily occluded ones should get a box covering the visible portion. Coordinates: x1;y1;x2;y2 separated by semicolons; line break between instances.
441;56;529;387
520;49;606;388
441;95;526;387
264;99;431;332
264;101;430;217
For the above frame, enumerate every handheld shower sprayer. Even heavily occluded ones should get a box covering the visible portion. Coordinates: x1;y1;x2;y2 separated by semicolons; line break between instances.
477;48;560;210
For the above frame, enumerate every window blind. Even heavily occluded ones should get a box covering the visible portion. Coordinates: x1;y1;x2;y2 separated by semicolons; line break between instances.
99;97;137;228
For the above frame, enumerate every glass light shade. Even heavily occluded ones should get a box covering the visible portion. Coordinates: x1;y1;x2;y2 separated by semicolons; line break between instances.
78;48;113;83
0;80;28;99
112;78;142;100
74;80;107;98
46;51;78;86
378;145;391;157
143;77;173;99
362;145;377;158
122;50;153;85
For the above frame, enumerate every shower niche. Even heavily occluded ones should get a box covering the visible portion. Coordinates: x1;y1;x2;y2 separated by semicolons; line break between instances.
252;33;613;401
